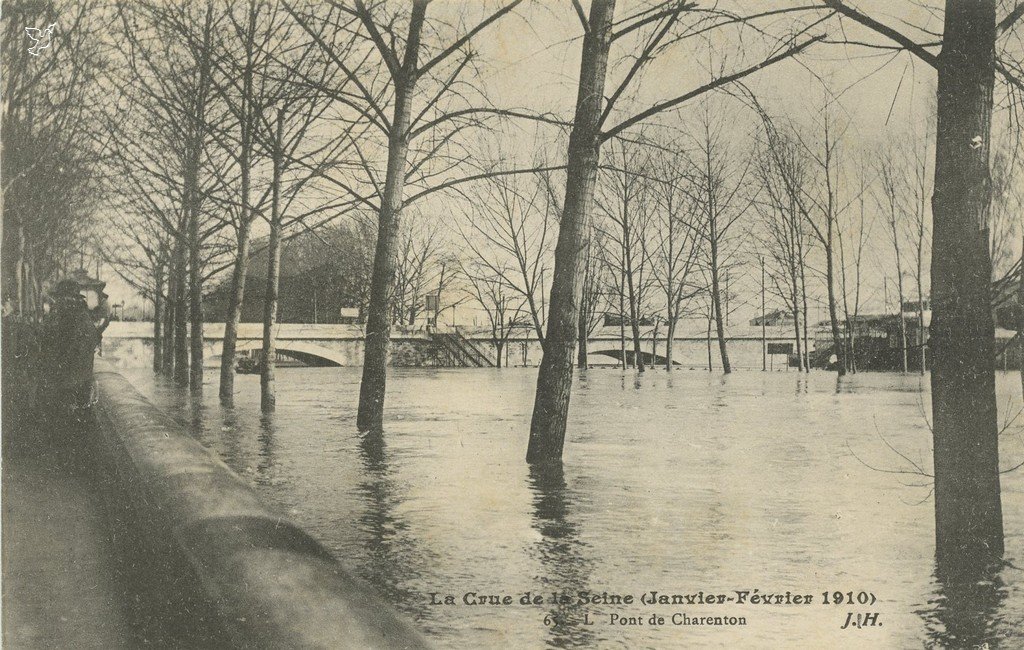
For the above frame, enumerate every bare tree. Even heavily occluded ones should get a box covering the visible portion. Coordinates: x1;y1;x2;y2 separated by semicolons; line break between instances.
596;141;658;371
685;101;754;374
112;0;239;384
527;1;824;462
577;227;610;368
754;95;853;375
648;153;702;370
755;134;813;372
391;215;455;327
876;148;910;373
836;157;874;373
207;0;309;403
2;0;107;317
822;0;1024;571
456;173;554;346
285;0;533;431
461;260;526;368
905;135;932;375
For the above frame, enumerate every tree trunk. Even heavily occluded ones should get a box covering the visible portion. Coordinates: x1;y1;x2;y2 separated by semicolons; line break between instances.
629;309;644;372
918;260;926;375
261;113;285;413
650;321;658;368
172;237;189;387
618;274;626;368
526;0;615;464
839;238;853;374
761;258;767;371
357;1;426;432
577;307;588;368
219;219;252;403
792;296;802;372
187;21;211;392
706;311;713;371
162;271;176;378
800;262;810;371
930;0;1002;573
187;181;204;391
710;247;731;373
825;242;845;375
219;37;256;404
153;269;164;373
896;270;909;373
665;318;675;371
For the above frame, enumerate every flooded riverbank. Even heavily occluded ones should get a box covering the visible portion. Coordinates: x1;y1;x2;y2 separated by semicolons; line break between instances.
124;367;1024;648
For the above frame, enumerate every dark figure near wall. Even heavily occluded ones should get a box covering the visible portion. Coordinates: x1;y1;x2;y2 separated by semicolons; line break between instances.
36;280;100;425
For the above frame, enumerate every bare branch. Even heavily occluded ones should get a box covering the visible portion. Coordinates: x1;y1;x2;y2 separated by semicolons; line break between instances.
418;1;524;77
822;0;939;68
601;34;826;142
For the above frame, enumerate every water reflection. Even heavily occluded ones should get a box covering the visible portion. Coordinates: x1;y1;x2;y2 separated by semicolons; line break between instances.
254;414;276;488
355;431;417;605
527;463;596;648
920;562;1008;648
795;375;809;394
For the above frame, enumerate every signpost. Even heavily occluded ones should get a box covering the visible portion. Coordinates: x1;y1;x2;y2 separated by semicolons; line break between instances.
767;342;794;371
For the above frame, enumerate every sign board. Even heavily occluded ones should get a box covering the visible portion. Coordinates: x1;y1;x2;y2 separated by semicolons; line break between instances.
767;342;794;355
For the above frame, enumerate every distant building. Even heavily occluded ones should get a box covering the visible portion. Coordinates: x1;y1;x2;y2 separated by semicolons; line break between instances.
205;231;368;324
811;314;929;371
750;309;794;327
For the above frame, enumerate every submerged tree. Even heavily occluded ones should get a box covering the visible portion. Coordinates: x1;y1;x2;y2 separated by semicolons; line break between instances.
651;147;703;371
876;149;911;373
596;141;656;372
928;1;1005;570
823;0;1023;571
755;134;813;372
287;0;540;432
526;0;822;462
685;102;753;374
112;0;240;386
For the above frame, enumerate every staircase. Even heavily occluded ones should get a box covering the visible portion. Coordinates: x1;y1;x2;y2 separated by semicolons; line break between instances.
431;330;495;367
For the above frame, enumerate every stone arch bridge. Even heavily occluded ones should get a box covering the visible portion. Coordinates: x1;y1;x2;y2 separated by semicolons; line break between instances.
102;322;798;371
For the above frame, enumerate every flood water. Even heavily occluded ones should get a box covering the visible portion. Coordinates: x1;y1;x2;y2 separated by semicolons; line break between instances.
123;367;1024;648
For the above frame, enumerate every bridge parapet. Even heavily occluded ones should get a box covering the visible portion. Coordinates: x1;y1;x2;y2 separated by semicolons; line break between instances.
91;362;429;648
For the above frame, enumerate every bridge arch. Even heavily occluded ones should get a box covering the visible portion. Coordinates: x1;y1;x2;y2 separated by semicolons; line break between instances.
589;348;679;367
208;340;349;367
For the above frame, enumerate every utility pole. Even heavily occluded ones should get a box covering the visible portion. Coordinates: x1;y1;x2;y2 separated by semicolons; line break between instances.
761;256;766;371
